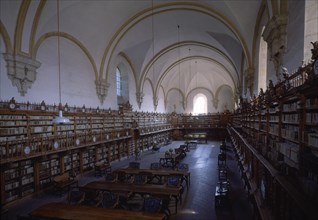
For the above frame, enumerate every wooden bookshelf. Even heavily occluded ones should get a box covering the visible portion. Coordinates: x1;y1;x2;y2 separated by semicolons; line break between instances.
230;42;318;219
0;102;174;205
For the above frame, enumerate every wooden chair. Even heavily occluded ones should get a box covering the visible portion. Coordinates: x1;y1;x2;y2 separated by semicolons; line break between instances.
128;162;140;169
115;170;133;183
150;162;161;170
215;181;230;208
218;167;228;182
150;163;162;183
143;196;162;213
81;190;103;207
218;152;226;167
166;175;182;188
220;140;226;151
133;174;148;185
159;158;174;169
176;163;189;172
68;187;85;205
105;172;118;182
101;191;119;209
166;175;184;199
143;195;169;218
175;163;189;187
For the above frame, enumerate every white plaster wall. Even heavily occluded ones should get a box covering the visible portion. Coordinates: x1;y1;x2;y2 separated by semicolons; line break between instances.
21;0;39;53
304;0;318;62
30;37;98;107
141;80;154;112
185;90;195;114
283;0;305;73
106;68;119;110
166;89;183;113
254;11;269;93
217;86;234;113
0;0;21;43
128;70;138;112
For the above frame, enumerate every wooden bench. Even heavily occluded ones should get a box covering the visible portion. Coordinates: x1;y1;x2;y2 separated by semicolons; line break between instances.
53;173;78;196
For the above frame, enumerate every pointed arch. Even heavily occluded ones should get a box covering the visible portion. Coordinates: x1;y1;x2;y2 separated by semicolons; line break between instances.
100;2;251;85
0;21;13;53
33;32;98;79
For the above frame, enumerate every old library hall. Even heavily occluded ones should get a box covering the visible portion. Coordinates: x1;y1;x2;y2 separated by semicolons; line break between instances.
0;0;318;220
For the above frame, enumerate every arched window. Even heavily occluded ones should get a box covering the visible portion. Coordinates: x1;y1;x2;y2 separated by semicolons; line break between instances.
193;93;207;115
116;67;122;96
258;26;267;91
115;65;129;105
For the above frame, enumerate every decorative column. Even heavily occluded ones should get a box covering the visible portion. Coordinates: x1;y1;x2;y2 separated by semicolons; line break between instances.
136;92;144;109
95;79;110;104
181;99;187;111
3;53;41;96
262;15;288;80
153;96;158;111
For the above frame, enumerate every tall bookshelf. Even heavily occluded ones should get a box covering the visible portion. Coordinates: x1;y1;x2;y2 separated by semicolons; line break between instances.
230;42;318;219
0;101;175;205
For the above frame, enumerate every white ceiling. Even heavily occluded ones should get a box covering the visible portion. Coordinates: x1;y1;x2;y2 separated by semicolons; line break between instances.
1;0;264;106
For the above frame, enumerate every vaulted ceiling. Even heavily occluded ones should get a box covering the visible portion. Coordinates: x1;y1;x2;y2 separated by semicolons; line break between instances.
0;0;266;111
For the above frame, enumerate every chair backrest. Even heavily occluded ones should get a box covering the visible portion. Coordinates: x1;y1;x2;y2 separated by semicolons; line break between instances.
68;187;85;204
129;162;140;169
133;174;147;185
177;163;189;171
102;191;119;208
82;190;103;207
218;152;226;161
166;175;181;187
150;162;161;170
179;145;187;150
143;196;162;213
105;172;117;182
115;170;134;183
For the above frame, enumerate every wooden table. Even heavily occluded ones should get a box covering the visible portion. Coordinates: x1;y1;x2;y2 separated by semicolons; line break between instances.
114;168;191;188
30;202;165;220
82;181;182;213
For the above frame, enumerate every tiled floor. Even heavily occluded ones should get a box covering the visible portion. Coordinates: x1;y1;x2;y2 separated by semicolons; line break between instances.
3;140;254;220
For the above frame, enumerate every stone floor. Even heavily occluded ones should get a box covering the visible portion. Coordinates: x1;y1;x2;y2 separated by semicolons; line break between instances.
3;140;254;220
